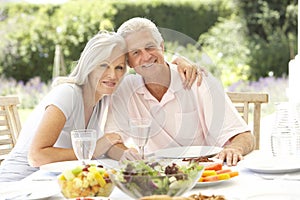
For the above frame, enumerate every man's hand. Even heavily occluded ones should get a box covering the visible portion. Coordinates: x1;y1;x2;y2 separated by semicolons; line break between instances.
215;131;255;166
215;147;244;166
171;55;205;89
93;133;123;158
120;148;142;162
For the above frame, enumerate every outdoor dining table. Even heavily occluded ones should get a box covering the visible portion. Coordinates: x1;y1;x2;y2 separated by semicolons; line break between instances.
1;150;300;200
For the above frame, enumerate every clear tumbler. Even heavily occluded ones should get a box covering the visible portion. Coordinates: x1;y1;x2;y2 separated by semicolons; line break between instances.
271;102;300;157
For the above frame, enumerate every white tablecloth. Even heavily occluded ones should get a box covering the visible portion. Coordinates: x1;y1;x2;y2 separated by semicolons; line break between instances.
1;150;300;200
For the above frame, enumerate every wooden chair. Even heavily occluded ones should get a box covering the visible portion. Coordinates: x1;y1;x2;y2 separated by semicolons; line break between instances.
227;92;269;150
0;96;22;163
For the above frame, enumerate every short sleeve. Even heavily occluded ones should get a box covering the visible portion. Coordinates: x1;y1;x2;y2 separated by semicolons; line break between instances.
43;84;81;120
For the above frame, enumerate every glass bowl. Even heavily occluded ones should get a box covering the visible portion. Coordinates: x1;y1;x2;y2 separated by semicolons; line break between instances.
57;163;114;198
108;159;204;199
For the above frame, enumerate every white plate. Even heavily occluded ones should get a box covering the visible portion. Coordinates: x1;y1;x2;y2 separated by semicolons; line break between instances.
40;159;120;173
97;158;120;169
0;181;59;200
154;146;223;158
40;160;99;173
240;157;300;174
195;178;232;188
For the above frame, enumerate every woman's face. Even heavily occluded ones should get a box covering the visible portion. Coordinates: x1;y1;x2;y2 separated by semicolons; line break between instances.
90;51;126;96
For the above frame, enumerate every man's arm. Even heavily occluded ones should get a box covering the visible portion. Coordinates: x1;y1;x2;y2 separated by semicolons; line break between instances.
217;131;255;166
106;142;141;161
226;131;255;155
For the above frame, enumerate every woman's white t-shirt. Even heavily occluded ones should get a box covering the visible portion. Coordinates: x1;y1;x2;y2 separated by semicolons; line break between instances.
0;84;109;182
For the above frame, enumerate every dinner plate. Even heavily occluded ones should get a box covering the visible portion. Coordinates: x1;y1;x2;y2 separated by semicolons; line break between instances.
154;146;223;158
40;159;120;173
40;160;99;173
194;178;232;188
240;157;300;174
97;158;120;169
0;181;59;200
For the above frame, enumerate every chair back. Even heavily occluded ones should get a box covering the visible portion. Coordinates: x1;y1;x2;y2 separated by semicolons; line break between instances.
227;92;269;149
0;96;22;162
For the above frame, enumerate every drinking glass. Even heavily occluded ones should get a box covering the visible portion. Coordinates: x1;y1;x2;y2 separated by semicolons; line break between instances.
129;118;151;159
71;129;97;163
271;102;300;157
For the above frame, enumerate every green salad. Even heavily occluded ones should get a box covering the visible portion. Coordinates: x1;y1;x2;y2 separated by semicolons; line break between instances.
109;160;203;198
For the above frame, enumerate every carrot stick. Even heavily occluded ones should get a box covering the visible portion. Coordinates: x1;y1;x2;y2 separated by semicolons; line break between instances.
229;171;239;177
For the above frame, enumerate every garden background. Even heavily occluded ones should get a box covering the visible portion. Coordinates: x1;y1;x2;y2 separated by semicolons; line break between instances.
0;0;298;124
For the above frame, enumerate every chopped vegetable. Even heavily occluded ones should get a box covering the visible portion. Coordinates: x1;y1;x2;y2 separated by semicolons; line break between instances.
198;163;239;183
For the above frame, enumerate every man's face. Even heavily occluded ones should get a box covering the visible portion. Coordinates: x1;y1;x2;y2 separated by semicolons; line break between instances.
125;30;165;76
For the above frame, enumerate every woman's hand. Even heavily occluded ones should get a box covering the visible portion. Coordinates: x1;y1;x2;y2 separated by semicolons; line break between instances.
171;55;207;89
93;133;123;158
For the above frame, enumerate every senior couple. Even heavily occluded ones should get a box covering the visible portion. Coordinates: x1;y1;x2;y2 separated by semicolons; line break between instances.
0;17;254;182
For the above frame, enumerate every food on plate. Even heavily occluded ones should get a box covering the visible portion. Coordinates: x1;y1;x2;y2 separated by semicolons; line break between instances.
189;193;226;200
198;163;238;182
203;163;223;171
109;160;204;198
58;163;114;198
182;156;214;163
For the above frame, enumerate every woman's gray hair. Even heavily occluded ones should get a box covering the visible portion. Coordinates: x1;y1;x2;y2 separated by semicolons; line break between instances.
52;31;126;87
117;17;163;45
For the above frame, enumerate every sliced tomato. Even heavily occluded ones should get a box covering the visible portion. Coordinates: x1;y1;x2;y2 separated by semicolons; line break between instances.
204;163;223;171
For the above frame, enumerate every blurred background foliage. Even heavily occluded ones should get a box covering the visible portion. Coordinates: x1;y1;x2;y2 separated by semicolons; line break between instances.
0;0;297;85
0;0;297;117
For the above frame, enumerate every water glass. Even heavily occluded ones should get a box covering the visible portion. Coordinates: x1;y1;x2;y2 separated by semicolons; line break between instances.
71;129;97;163
129;118;151;159
271;102;300;157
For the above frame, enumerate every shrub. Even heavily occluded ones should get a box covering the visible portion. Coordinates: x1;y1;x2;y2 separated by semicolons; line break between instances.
0;76;51;109
227;76;289;116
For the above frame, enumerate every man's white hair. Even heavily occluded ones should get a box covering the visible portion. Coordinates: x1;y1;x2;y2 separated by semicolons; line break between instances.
117;17;163;45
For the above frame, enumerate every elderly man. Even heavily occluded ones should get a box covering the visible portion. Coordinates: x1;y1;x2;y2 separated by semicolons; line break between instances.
105;17;255;166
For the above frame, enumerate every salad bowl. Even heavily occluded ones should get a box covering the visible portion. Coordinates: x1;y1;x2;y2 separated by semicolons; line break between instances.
108;159;204;199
